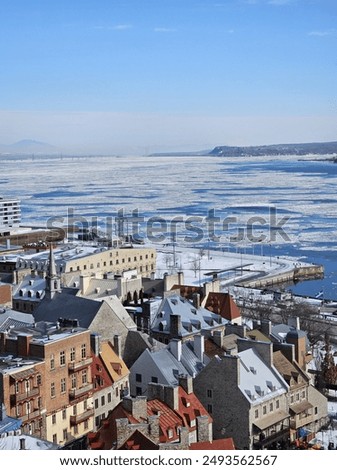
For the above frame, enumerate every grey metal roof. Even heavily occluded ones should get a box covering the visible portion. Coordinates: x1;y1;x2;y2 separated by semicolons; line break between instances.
0;310;34;332
33;290;102;328
151;295;227;336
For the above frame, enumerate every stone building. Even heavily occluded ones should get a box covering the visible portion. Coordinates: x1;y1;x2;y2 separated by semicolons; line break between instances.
194;338;290;449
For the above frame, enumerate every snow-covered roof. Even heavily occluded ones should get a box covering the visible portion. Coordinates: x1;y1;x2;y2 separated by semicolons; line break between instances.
238;348;289;404
151;295;227;336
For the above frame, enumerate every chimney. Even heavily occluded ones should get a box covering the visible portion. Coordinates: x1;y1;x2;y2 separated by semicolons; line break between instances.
288;316;300;330
17;334;32;357
0;332;7;353
192;293;201;310
169;339;182;361
170;314;181;337
113;335;122;357
19;438;26;450
178;374;193;394
90;333;101;357
79;275;90;294
164;385;179;411
194;334;204;361
213;330;223;347
122;396;147;420
178;271;184;285
260;320;272;337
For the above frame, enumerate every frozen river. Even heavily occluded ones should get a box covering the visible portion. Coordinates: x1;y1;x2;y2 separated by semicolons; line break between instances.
1;153;337;298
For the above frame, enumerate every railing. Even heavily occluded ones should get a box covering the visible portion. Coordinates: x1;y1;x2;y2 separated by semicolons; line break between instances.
70;408;94;426
290;414;313;429
253;427;290;449
69;383;93;399
68;357;93;372
20;409;41;421
10;387;39;404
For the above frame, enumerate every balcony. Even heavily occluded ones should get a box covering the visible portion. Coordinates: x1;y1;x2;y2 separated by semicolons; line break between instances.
20;409;41;422
68;357;93;372
69;383;93;400
253;427;290;449
10;387;39;405
70;408;94;426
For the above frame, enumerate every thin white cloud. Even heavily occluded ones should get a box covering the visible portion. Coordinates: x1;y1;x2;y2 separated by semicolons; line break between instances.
113;24;133;30
308;29;337;37
92;24;132;31
154;27;176;33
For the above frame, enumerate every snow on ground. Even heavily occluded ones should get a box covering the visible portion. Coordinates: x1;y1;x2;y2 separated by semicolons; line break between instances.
154;242;314;290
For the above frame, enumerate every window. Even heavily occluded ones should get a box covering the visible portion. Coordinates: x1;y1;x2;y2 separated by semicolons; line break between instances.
95;399;99;409
168;428;173;439
61;378;66;393
84;420;89;430
51;382;55;398
255;409;259;418
136;387;142;395
276;400;280;409
25;380;30;392
84;399;87;410
270;403;273;412
108;392;112;403
74;425;78;435
315;407;318;415
50;354;55;370
290;396;294;404
116;387;119;397
136;373;142;382
207;389;213;399
207;404;213;414
296;393;299;402
60;350;65;366
52;434;57;444
62;409;67;420
301;390;306;399
151;376;158;383
15;382;19;394
263;406;267;415
63;429;68;441
81;343;86;359
73;405;77;415
37;374;42;386
52;414;56;425
82;369;88;385
70;347;75;361
71;374;76;389
101;396;105;406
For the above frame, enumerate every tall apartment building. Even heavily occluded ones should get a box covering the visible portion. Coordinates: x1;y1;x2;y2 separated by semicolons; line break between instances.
0;197;21;236
0;321;94;446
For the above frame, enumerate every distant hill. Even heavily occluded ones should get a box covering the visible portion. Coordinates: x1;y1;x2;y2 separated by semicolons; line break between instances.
209;141;337;157
0;139;59;155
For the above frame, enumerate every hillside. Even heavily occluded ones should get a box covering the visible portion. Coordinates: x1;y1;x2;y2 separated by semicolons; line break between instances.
209;141;337;157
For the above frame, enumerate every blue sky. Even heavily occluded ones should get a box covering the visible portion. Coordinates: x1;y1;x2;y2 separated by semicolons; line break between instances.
0;0;336;154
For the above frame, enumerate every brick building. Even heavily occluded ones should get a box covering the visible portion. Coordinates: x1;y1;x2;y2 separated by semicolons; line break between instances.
0;321;94;446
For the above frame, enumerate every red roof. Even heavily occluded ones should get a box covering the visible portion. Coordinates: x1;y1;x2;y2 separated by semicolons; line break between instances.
91;351;113;392
147;399;183;443
177;386;212;429
119;430;159;450
205;292;241;321
189;438;236;450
